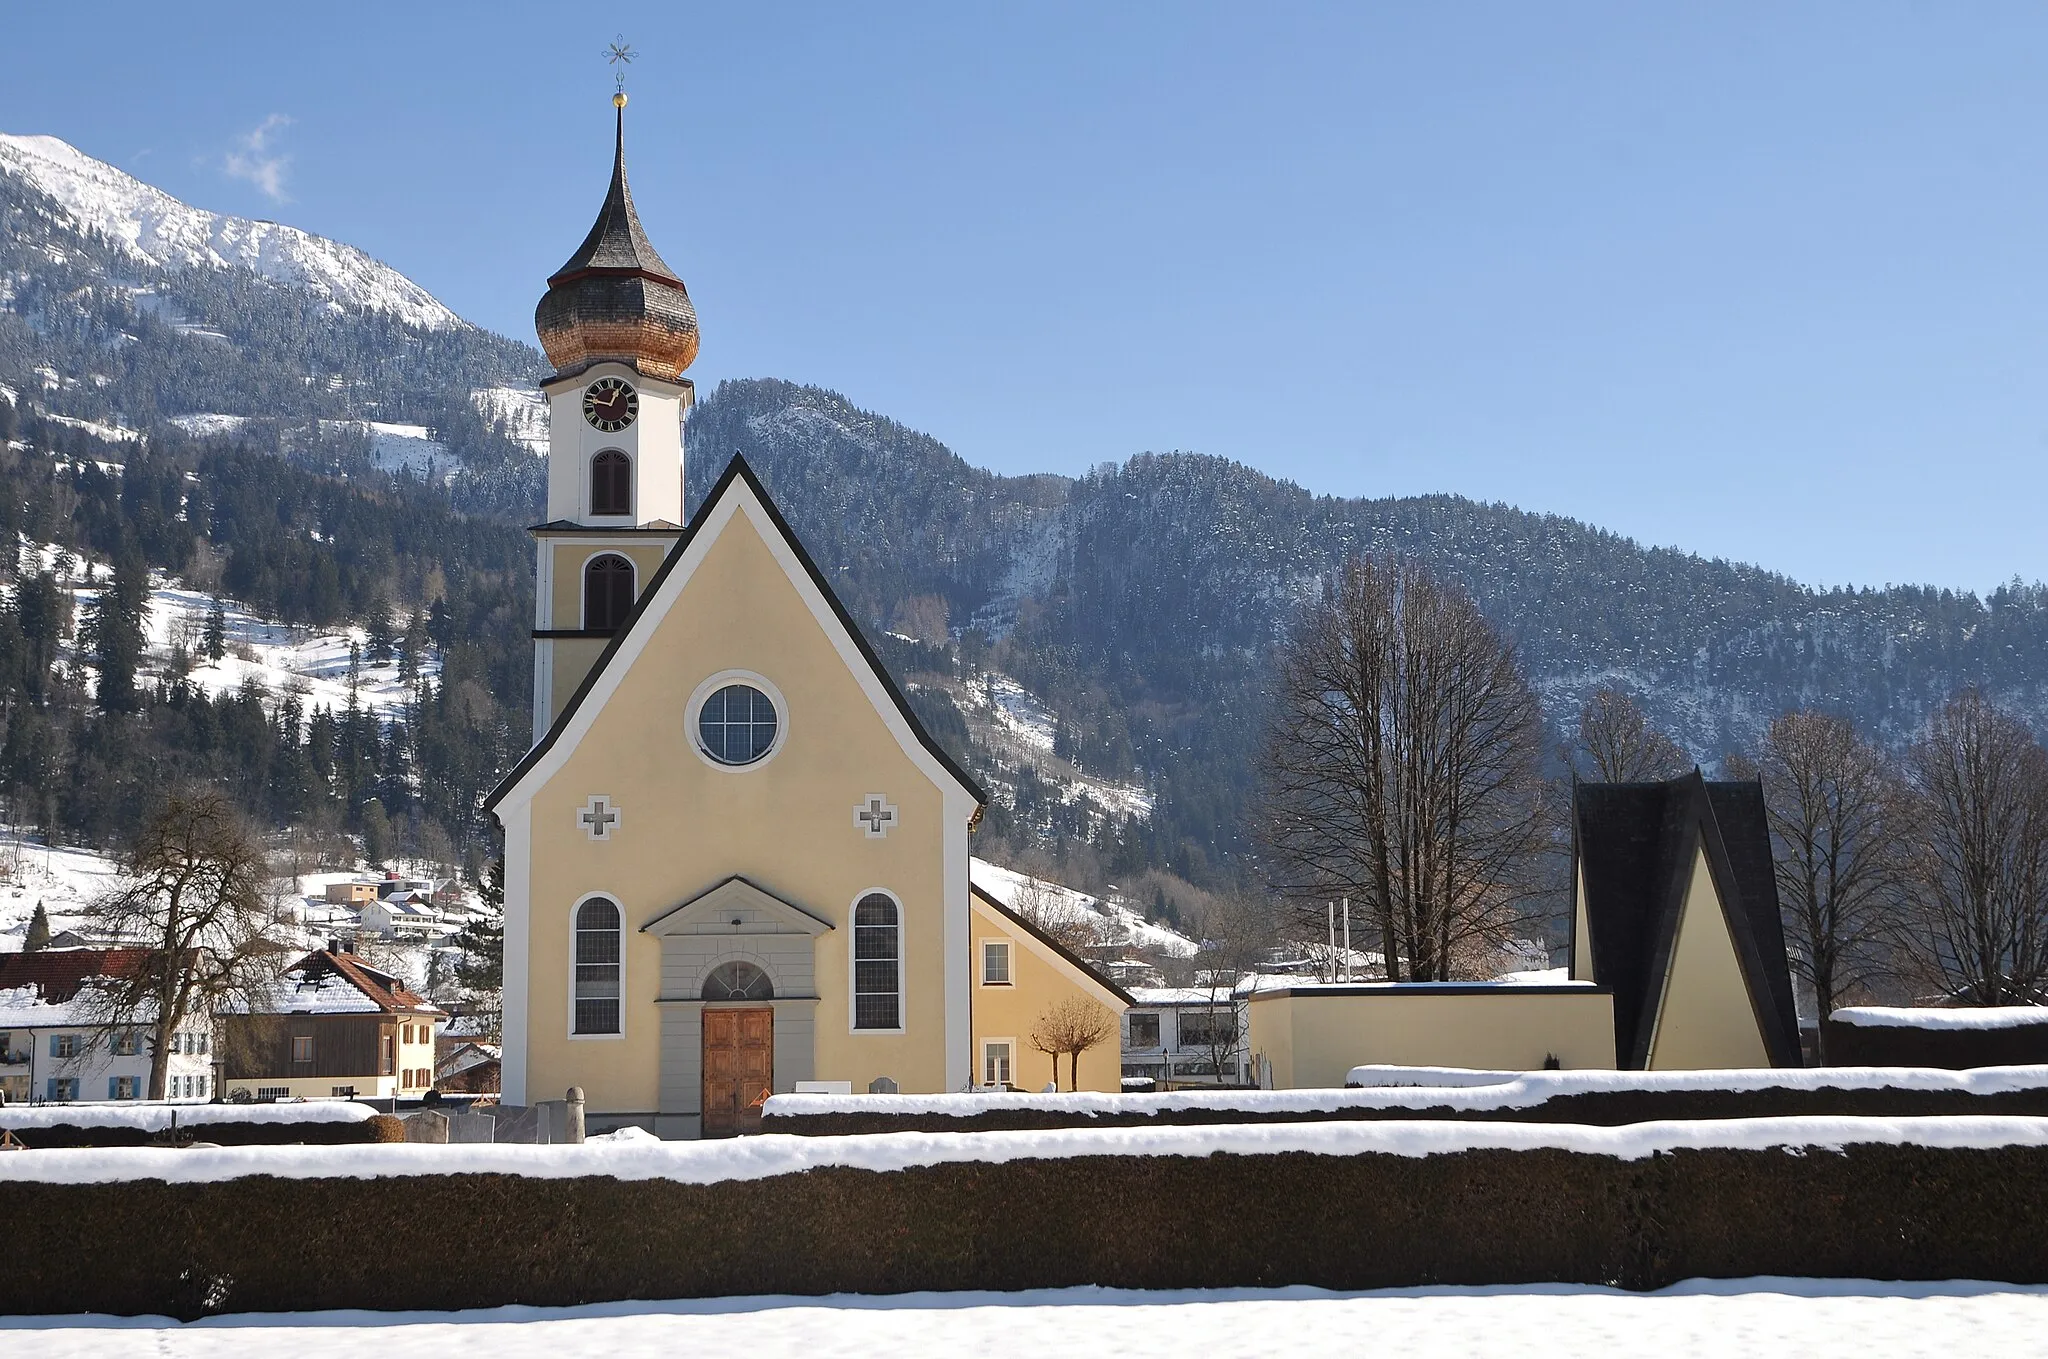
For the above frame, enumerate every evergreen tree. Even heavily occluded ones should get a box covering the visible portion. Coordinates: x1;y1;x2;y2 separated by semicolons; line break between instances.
359;797;392;867
89;552;149;714
203;597;227;662
23;901;50;952
365;599;395;666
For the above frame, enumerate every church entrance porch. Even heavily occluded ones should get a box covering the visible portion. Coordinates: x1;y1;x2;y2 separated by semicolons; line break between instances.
701;1006;774;1137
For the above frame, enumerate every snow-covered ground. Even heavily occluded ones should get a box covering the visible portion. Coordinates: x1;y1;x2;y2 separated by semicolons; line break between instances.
972;858;1197;958
0;836;129;949
471;386;549;456
4;1281;2044;1357
0;133;463;332
143;587;434;721
954;672;1156;820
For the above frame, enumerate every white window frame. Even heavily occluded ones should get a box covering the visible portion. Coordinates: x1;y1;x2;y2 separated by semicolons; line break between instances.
568;890;628;1041
686;670;791;774
579;550;639;631
981;939;1012;986
586;447;635;520
848;887;906;1035
982;1038;1016;1088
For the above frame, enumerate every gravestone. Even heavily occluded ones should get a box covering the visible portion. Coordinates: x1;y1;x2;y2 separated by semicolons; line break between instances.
402;1110;450;1144
868;1076;899;1095
446;1110;496;1144
565;1087;586;1145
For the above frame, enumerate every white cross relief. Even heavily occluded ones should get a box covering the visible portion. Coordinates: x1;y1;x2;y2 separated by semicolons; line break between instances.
578;795;621;842
855;794;898;839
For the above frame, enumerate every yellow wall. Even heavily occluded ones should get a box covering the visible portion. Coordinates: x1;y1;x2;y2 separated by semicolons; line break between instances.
1646;849;1772;1070
1248;988;1618;1089
515;503;960;1114
969;895;1126;1093
548;541;673;632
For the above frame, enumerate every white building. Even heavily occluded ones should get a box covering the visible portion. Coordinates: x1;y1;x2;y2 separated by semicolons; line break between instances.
0;949;217;1104
1121;985;1255;1088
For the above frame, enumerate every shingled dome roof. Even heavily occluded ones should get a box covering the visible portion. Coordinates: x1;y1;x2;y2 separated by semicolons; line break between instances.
535;99;699;382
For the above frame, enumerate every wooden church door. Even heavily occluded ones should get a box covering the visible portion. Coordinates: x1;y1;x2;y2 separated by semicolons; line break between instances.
702;1007;774;1138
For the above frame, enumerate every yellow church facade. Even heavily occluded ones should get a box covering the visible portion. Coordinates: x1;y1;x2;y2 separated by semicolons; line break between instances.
487;98;1124;1136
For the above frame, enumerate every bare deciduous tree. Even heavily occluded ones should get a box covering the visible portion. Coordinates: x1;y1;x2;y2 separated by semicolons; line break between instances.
1257;556;1550;981
1749;710;1906;1018
1007;873;1103;955
1572;685;1692;783
1900;691;2048;1005
83;790;284;1098
1028;996;1116;1092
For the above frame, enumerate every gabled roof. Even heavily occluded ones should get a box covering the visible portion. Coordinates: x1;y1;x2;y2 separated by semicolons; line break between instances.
272;949;440;1017
0;947;153;1005
640;874;836;938
487;453;988;815
1572;772;1800;1068
971;882;1136;1009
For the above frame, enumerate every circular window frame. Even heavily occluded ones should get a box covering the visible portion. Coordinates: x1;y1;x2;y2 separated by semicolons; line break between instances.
686;670;789;773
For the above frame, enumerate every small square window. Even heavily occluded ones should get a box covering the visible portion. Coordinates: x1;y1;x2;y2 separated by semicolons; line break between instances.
291;1035;315;1064
1128;1013;1161;1048
982;940;1011;986
983;1041;1014;1087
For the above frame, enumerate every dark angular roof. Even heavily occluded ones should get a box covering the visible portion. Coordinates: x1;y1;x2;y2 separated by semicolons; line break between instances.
486;453;989;814
549;105;679;285
1572;772;1800;1069
290;949;438;1015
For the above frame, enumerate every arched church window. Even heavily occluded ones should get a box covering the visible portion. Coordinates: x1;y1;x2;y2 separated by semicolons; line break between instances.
853;893;901;1030
696;683;780;765
573;897;622;1035
590;449;632;517
583;554;635;632
702;961;775;1002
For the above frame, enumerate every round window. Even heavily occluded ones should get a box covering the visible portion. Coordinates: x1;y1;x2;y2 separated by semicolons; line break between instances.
696;683;780;766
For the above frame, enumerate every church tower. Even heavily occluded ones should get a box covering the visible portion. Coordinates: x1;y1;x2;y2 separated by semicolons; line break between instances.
529;93;699;740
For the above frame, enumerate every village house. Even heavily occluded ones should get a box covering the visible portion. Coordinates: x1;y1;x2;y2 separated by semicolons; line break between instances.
1121;985;1255;1088
0;949;217;1103
220;948;442;1100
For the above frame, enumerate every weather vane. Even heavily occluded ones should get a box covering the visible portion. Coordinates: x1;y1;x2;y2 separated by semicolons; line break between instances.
606;37;636;97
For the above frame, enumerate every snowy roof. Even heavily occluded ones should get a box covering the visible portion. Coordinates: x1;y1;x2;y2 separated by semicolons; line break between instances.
242;949;440;1017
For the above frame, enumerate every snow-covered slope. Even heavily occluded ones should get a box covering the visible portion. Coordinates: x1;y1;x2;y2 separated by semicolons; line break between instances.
972;858;1198;958
0;133;461;332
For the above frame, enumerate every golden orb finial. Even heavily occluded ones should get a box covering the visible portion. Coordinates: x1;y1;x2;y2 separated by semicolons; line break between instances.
613;91;628;109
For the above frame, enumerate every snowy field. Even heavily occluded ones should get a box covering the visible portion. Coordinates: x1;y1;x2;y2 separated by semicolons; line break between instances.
4;1281;2045;1357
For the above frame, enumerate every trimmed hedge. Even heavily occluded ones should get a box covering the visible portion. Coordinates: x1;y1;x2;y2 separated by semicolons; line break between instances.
0;1113;397;1150
1;1140;2044;1317
762;1081;2048;1136
1823;1019;2048;1069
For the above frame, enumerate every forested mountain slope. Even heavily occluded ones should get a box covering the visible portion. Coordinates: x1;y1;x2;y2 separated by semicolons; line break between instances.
3;134;2045;901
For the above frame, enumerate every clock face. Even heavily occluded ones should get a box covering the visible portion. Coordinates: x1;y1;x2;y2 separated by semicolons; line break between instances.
582;377;638;433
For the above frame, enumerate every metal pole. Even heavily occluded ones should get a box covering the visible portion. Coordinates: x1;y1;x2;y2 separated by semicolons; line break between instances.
1326;901;1335;983
1342;897;1351;984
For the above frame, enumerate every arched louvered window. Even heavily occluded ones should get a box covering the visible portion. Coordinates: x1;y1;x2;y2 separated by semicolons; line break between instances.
702;961;775;1002
590;449;632;517
583;554;635;632
573;897;622;1035
853;893;901;1030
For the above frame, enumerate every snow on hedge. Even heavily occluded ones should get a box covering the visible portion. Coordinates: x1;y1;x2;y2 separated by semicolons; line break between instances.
1832;1006;2048;1031
762;1064;2048;1122
3;1115;2047;1186
0;1100;376;1132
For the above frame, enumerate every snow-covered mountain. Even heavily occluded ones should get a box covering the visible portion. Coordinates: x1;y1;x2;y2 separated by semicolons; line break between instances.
0;133;461;332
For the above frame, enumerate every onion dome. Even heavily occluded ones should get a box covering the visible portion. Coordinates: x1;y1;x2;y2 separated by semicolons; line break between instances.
535;95;700;382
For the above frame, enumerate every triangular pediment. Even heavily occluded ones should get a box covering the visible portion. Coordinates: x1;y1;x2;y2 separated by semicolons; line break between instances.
640;875;834;938
486;454;986;817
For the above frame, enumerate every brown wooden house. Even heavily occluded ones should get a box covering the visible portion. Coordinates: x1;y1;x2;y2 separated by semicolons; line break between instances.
222;949;442;1100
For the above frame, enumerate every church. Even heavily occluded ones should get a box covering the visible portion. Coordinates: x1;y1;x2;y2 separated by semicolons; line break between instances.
485;96;1128;1137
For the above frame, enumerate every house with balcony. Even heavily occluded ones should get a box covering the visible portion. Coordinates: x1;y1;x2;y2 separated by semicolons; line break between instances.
0;949;218;1103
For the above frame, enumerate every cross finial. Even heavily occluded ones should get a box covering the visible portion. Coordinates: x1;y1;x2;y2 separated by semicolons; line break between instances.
606;37;636;100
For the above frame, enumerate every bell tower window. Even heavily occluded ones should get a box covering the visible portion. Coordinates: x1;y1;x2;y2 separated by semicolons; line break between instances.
583;554;636;632
591;449;632;517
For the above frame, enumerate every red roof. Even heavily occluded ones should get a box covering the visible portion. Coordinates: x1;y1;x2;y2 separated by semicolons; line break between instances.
0;948;155;1003
291;949;439;1015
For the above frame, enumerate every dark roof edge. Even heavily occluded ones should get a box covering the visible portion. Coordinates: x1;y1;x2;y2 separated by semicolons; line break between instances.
971;882;1136;1008
1246;984;1612;1000
486;453;989;815
1688;779;1803;1067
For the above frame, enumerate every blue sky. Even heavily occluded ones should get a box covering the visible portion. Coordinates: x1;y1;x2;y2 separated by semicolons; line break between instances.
6;4;2047;593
